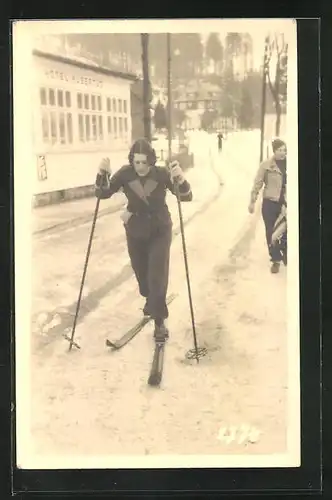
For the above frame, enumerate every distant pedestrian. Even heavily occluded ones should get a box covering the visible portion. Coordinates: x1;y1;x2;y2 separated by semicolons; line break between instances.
248;138;287;274
217;131;223;152
95;138;193;340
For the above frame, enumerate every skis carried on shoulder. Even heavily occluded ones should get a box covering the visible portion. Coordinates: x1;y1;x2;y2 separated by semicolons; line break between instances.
105;293;176;351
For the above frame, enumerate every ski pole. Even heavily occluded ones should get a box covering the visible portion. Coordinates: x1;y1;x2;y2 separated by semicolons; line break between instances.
67;196;101;351
166;33;201;364
174;181;200;364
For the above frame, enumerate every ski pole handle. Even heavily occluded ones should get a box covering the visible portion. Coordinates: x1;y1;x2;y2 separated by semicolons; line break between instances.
95;170;110;190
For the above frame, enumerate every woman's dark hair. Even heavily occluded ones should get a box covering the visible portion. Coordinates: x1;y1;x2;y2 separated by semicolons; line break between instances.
128;138;157;167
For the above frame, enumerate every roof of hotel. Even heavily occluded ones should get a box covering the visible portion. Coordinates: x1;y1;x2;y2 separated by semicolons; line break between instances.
33;49;138;82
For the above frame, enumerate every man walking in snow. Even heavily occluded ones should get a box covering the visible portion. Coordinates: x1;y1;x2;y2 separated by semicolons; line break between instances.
217;131;223;153
248;138;287;274
95;138;193;340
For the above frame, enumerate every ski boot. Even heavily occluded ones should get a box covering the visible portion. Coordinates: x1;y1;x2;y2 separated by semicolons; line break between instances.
143;299;151;317
153;321;169;343
271;261;280;274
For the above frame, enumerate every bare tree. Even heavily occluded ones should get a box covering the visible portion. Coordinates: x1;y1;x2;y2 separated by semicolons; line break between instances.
265;33;288;137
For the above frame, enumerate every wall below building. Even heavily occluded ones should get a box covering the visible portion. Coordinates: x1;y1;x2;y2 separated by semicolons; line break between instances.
33;184;96;208
33;148;129;207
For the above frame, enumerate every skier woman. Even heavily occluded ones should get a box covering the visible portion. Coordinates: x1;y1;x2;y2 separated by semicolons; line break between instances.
95;138;193;340
248;138;287;273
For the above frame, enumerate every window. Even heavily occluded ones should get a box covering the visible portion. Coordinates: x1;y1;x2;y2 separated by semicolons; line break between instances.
92;115;97;140
98;116;103;140
49;89;55;106
38;85;129;147
57;90;64;107
59;112;65;143
67;114;73;143
78;92;104;143
110;97;129;142
41;111;49;141
65;91;71;107
40;88;47;105
50;111;57;143
106;96;120;140
39;86;73;145
78;114;84;142
85;115;91;141
39;88;130;147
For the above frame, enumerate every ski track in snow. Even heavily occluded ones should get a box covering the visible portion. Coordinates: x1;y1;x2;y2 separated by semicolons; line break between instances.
29;131;288;460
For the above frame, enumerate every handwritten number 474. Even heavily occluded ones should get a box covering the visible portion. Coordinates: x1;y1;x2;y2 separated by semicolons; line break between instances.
217;424;261;445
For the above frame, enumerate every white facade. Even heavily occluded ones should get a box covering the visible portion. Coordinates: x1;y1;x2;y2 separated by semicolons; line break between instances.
31;51;135;196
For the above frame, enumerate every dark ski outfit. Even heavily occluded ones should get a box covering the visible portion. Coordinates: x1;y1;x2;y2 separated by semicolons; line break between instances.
250;141;287;268
95;139;193;330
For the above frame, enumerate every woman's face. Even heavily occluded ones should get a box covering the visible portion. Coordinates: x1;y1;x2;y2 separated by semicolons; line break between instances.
274;145;287;160
133;153;150;177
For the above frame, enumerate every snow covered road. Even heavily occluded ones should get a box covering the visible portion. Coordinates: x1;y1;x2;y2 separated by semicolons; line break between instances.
27;131;288;465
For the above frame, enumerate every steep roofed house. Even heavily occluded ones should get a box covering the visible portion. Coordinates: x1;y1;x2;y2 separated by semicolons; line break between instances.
173;80;222;130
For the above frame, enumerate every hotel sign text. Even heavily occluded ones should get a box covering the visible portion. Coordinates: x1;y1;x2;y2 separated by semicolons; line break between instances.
44;69;103;88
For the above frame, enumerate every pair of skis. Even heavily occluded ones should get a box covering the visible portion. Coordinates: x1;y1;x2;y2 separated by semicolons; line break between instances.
105;293;177;386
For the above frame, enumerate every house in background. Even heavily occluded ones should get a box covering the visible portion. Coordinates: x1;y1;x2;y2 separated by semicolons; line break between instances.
173;80;224;130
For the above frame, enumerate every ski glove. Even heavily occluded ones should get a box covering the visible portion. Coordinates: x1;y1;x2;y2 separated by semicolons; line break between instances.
98;157;112;175
95;157;111;190
170;160;185;184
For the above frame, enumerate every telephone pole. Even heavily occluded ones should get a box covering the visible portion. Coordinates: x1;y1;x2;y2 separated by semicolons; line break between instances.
260;36;269;162
141;33;152;142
